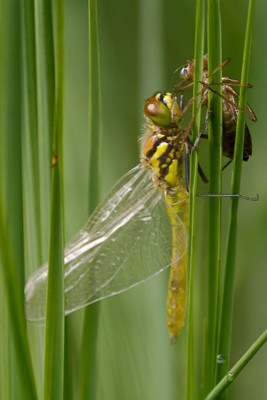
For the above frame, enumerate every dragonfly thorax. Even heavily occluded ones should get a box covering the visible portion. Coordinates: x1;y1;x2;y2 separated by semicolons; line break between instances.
141;128;185;191
141;91;186;191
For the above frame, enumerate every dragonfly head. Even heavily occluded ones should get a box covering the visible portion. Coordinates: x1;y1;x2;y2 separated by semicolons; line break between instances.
144;92;181;128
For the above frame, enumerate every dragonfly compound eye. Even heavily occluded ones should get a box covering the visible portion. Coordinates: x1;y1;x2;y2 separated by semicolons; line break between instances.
144;95;172;128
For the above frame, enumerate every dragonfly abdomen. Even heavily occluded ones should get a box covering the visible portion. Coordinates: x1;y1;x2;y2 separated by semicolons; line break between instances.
167;251;187;342
165;190;189;342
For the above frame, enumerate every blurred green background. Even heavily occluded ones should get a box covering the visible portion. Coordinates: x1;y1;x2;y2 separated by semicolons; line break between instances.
62;0;266;399
1;0;266;399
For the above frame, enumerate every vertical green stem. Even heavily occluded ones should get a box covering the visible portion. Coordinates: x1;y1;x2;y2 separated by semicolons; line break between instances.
186;0;205;398
64;319;74;400
0;201;38;399
216;1;256;397
21;0;42;276
21;0;44;393
87;0;102;212
34;0;55;260
0;1;37;398
43;0;65;399
80;0;102;398
205;0;222;393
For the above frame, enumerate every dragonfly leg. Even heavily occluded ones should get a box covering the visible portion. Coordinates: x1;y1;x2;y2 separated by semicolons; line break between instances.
172;93;186;122
182;96;206;143
186;110;211;184
223;86;257;122
222;77;253;88
179;93;185;111
177;90;202;120
173;80;194;93
222;159;232;171
184;142;190;192
191;135;247;175
198;163;209;183
186;137;208;183
208;57;231;77
209;80;253;88
200;82;257;122
190;109;212;151
171;96;177;123
197;192;259;201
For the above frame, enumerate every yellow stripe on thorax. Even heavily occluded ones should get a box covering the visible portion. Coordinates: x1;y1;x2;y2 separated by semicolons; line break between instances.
164;159;178;187
149;142;168;174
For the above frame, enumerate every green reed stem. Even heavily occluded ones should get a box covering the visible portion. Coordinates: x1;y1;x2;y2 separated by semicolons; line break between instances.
206;329;267;399
80;0;102;398
0;200;37;400
205;0;222;393
34;0;55;260
87;0;102;213
186;0;205;398
43;0;65;399
216;2;256;397
21;0;44;393
0;2;37;398
21;0;42;277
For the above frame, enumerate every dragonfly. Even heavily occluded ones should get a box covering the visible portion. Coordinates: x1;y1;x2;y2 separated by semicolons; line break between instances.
174;55;257;169
25;91;190;341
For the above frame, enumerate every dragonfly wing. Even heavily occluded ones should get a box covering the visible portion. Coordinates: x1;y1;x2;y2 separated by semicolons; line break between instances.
25;165;188;322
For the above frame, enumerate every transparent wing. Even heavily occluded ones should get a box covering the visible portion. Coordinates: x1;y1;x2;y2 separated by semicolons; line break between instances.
25;165;188;322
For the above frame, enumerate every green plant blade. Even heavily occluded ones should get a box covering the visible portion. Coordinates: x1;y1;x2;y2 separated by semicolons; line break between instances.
87;0;102;214
186;0;205;398
80;0;102;398
216;0;256;394
43;167;65;400
0;203;38;400
0;1;37;398
205;0;223;393
35;0;55;260
43;0;65;398
21;0;44;394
